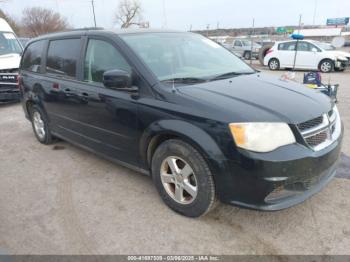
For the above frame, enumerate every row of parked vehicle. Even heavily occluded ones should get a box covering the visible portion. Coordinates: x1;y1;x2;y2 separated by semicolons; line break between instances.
222;37;350;73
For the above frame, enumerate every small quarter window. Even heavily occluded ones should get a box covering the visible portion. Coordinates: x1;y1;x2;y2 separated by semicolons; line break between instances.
22;41;44;73
46;38;81;78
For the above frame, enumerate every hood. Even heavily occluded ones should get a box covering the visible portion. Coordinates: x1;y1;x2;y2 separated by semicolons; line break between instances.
325;50;350;59
0;53;21;70
177;73;332;124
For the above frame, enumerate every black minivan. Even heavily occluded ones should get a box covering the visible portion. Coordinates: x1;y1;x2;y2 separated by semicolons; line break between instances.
19;29;343;217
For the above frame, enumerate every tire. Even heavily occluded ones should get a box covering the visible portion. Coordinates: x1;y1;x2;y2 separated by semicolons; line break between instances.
244;51;251;60
268;58;280;71
151;139;216;217
259;44;274;65
319;59;334;73
30;105;53;145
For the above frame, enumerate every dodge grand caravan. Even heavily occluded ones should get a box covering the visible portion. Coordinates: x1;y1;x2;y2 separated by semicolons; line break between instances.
19;29;343;217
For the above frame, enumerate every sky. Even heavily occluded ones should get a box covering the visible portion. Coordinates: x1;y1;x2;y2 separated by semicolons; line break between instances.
1;0;350;31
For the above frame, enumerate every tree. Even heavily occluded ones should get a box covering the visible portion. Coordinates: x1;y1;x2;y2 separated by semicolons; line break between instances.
0;9;20;34
115;0;142;28
21;7;69;37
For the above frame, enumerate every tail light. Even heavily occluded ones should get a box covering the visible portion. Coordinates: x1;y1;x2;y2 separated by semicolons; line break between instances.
17;75;23;92
266;49;273;55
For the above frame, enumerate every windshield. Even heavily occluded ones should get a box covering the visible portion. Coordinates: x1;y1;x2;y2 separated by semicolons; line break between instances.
0;32;22;55
314;41;336;51
121;32;255;81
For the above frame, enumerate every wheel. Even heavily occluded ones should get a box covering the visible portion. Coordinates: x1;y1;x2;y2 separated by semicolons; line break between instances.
319;59;334;73
268;58;280;70
30;105;53;144
244;51;251;60
151;139;216;217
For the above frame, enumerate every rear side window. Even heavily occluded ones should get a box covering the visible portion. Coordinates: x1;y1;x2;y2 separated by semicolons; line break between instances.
22;41;44;73
46;38;81;78
278;42;296;51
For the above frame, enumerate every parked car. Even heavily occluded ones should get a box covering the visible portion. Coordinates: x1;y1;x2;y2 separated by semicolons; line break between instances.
0;18;23;103
20;29;343;217
224;39;261;60
264;40;350;73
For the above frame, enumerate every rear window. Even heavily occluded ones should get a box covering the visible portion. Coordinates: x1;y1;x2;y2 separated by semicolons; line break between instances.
22;40;44;73
46;38;81;78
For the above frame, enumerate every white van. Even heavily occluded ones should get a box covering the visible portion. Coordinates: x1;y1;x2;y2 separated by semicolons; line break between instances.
0;18;23;102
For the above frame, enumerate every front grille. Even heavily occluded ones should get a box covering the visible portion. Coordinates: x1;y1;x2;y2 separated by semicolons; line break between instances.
305;130;328;146
297;116;323;131
0;68;18;74
297;108;340;151
0;72;18;84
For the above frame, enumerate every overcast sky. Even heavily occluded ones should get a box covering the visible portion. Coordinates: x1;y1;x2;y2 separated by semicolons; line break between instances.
2;0;350;30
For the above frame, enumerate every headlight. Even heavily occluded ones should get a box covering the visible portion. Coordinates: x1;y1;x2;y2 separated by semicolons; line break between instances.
229;122;296;153
336;56;348;61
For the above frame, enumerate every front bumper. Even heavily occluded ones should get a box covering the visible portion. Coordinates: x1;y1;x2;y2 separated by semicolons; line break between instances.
218;125;343;211
0;89;20;102
335;59;350;69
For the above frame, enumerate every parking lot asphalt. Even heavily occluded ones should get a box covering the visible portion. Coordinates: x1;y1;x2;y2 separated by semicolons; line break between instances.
0;67;350;255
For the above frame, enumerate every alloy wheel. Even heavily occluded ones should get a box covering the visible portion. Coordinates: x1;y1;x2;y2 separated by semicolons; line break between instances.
32;111;46;140
269;60;279;70
160;156;198;204
321;61;332;72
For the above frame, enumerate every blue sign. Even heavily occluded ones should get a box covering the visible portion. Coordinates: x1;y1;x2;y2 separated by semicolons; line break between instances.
327;17;349;26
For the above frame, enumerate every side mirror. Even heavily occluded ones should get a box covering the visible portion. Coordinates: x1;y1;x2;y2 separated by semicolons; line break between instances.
103;69;131;89
311;48;318;52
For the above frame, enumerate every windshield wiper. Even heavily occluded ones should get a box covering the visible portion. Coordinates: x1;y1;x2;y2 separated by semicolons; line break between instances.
209;71;256;81
160;77;207;84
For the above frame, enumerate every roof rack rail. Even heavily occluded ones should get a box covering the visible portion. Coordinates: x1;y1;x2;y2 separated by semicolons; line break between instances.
64;27;104;32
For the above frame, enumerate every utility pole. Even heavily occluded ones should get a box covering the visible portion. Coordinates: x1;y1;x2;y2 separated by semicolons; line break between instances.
312;0;318;25
162;0;167;28
297;14;302;34
91;0;97;27
250;18;255;65
293;14;303;71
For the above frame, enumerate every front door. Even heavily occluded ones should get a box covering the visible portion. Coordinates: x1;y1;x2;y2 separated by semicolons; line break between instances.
68;38;140;166
295;41;320;69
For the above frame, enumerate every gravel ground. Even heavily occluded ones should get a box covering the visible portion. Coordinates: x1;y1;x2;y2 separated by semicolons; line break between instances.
0;67;349;255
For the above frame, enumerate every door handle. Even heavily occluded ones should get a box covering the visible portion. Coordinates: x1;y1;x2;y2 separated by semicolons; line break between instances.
64;88;71;92
81;92;89;97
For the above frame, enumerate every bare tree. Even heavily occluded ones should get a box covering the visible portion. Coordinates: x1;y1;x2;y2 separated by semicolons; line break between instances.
115;0;142;28
21;7;69;37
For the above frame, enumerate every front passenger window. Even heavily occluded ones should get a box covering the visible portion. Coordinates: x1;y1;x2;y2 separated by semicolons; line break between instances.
84;39;131;83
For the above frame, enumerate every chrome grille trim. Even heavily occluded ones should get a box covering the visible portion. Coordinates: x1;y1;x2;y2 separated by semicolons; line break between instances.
297;107;341;151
